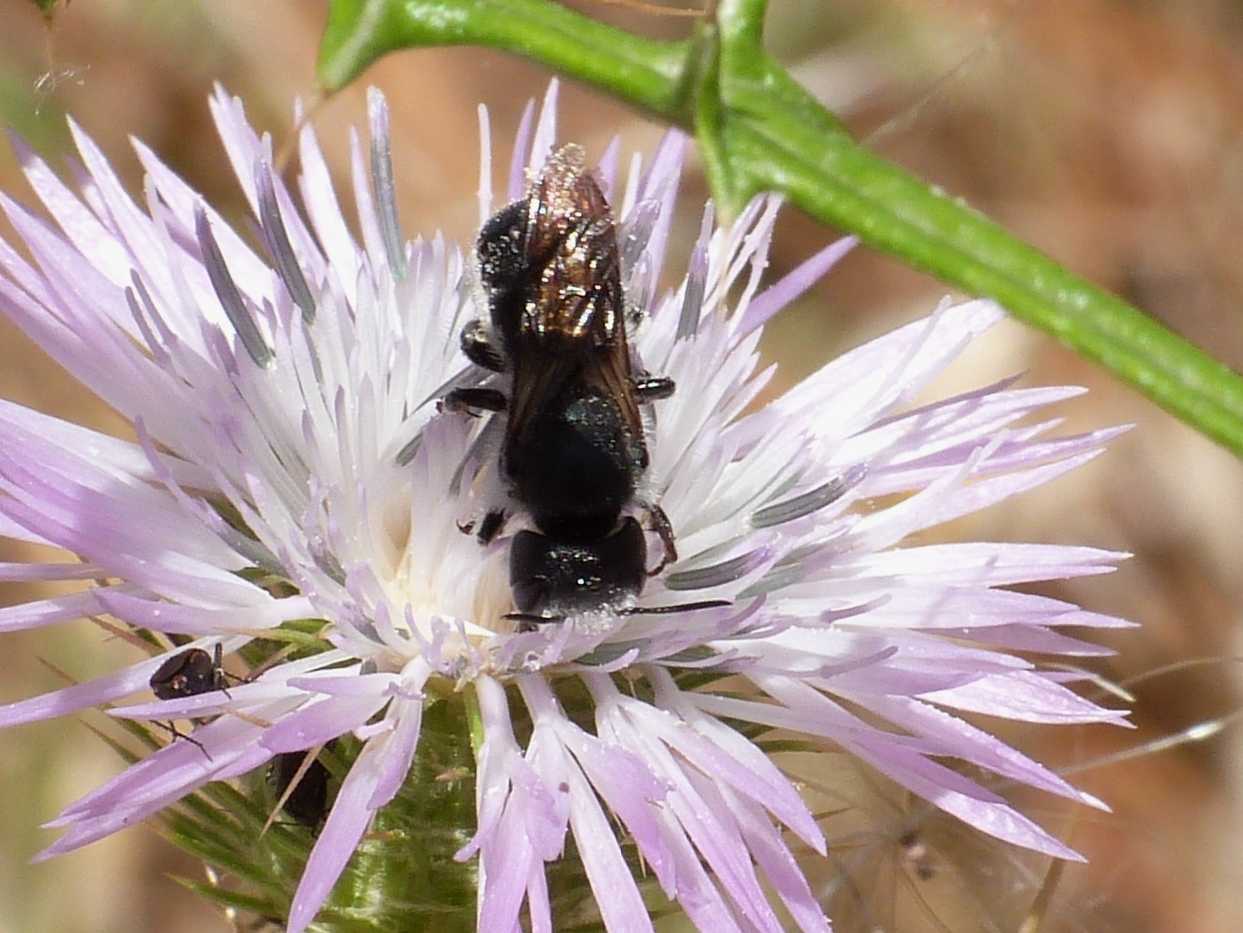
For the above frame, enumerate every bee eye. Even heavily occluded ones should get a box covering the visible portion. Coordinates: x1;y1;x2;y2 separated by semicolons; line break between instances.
511;576;549;616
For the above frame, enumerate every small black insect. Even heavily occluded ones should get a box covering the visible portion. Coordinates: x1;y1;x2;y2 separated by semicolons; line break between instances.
148;643;232;756
149;643;229;701
269;750;331;827
444;145;703;622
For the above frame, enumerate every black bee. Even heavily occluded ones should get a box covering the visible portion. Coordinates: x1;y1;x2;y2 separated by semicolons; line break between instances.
148;643;231;755
444;145;682;621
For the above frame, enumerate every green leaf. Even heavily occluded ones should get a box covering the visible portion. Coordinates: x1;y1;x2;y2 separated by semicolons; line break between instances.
166;815;277;884
173;878;281;918
318;0;1243;456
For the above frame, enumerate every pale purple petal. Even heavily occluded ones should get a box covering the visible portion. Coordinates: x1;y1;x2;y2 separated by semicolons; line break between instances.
614;673;822;852
348;127;387;275
857;739;1084;859
368;695;424;808
110;679;305;721
651;814;744;933
297;119;359;304
0;588;108;633
262;694;390;753
737;235;857;337
594;135;620;199
286;673;401;697
949;623;1115;656
838;542;1125;586
507;99;536;201
0;561;104;581
286;734;390;933
774;298;1005;442
478;798;538;932
521;677;674;885
476;103;494;223
721;784;831;933
97;590;312;634
527;81;559;182
525;858;553;933
54;710;281;825
859;694;1108;808
0;637;235;728
606;711;781;932
0;509;55;546
562;755;655;933
922;670;1132;725
9;130;133;288
363;659;432;807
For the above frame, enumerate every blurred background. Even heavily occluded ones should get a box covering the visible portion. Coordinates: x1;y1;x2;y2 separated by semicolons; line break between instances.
2;1;1243;930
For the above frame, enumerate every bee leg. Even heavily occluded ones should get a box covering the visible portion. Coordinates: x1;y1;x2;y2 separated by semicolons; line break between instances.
441;387;508;414
220;671;247;689
633;375;675;402
211;643;240;696
645;504;678;575
461;319;506;372
477;509;506;545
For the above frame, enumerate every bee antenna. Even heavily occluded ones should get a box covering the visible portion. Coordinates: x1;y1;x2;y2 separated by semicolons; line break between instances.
504;600;732;628
620;599;731;616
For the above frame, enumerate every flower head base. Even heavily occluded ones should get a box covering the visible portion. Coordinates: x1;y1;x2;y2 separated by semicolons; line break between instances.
0;82;1131;932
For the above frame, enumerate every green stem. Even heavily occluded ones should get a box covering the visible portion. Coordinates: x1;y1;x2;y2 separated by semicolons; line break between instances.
319;0;694;118
318;0;1243;456
721;62;1243;450
716;0;769;49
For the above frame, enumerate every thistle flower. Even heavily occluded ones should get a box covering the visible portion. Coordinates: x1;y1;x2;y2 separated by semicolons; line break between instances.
0;82;1131;932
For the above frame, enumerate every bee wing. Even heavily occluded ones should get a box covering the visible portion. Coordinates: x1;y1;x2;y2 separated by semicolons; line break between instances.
518;147;622;349
500;145;644;457
581;320;644;446
561;175;644;445
503;347;578;457
504;316;644;467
